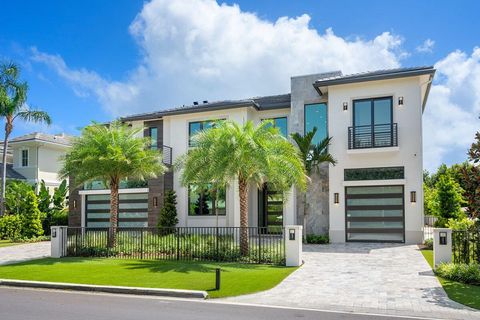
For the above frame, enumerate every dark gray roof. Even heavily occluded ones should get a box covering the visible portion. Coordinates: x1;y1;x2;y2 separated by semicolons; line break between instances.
314;66;435;89
121;94;291;122
10;132;74;146
0;163;26;180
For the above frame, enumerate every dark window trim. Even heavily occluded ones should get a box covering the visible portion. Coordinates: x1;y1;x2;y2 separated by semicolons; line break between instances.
352;96;393;127
304;102;328;142
188;184;227;216
344;185;405;243
344;166;405;181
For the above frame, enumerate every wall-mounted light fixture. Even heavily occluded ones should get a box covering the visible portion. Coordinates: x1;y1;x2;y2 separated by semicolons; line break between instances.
334;193;339;204
153;197;158;208
343;102;348;111
410;191;416;203
398;96;404;106
73;199;77;209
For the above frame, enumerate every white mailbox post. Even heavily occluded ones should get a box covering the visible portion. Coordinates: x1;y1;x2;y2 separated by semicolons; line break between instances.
433;228;452;267
285;225;302;267
51;226;68;258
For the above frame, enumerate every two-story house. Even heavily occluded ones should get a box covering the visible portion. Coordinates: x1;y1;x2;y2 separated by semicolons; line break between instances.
10;132;73;193
68;66;435;244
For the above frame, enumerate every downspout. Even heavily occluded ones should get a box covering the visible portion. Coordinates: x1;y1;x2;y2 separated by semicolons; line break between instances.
36;145;40;192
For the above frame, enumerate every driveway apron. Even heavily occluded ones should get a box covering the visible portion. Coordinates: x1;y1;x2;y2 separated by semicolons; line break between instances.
226;243;480;320
0;241;50;265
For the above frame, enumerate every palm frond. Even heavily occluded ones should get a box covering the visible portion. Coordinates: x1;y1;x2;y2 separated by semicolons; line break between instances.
16;109;52;125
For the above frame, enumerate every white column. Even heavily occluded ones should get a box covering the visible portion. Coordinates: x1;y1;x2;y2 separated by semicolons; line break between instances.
283;187;296;226
285;225;302;267
433;228;452;267
50;226;68;258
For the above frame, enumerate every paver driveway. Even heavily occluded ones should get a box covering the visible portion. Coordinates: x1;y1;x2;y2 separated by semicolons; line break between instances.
227;243;480;320
0;241;50;265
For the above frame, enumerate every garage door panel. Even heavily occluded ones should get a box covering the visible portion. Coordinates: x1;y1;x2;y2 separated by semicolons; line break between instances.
346;185;404;243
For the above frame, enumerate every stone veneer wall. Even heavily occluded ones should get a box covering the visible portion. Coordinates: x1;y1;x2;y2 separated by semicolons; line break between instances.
290;73;330;235
68;176;82;227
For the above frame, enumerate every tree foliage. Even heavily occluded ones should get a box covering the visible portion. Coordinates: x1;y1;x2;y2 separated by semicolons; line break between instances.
433;174;465;226
462;131;480;219
158;190;178;229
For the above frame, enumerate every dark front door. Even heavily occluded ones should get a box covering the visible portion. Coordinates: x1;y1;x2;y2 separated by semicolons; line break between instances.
258;184;284;232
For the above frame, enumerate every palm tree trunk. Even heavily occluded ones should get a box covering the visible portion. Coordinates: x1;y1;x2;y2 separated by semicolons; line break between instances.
109;178;119;248
239;178;249;256
0;118;13;216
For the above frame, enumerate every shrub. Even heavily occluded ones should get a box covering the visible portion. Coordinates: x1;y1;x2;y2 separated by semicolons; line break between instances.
158;190;178;229
18;190;44;238
0;215;22;240
435;263;480;285
433;174;465;226
447;217;477;231
305;234;329;244
423;238;433;250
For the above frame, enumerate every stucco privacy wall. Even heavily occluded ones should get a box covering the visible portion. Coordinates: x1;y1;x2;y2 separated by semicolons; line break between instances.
327;77;424;244
290;73;330;235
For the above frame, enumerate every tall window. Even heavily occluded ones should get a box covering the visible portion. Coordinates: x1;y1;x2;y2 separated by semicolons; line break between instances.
263;117;288;137
304;103;327;144
188;120;223;146
148;127;158;150
188;184;226;216
353;97;392;127
21;149;28;167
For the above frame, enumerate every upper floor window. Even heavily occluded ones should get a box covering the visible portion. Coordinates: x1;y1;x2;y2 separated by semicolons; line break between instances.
304;103;327;144
263;117;288;137
188;120;223;146
148;127;158;150
21;149;28;167
349;97;396;149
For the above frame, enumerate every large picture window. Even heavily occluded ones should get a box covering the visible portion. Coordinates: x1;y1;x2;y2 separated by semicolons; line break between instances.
263;117;287;137
304;103;327;144
188;184;226;216
188;120;223;146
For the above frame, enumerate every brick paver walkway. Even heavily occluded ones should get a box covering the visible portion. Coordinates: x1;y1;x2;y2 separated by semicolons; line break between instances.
0;241;50;265
226;243;480;320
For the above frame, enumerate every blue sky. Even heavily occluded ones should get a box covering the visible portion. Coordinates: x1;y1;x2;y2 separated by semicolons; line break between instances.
0;0;479;171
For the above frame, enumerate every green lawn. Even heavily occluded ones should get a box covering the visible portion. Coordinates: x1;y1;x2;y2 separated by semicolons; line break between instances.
0;240;22;248
421;249;480;309
0;258;297;298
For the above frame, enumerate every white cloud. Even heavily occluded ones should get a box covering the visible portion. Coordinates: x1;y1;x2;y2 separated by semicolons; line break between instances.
31;0;405;116
423;47;480;171
416;39;435;53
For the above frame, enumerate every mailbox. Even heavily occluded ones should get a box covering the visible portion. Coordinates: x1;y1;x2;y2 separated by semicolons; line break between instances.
439;231;447;245
289;228;295;240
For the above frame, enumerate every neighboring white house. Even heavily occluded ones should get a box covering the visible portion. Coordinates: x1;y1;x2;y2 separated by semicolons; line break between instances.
69;66;435;244
10;132;73;193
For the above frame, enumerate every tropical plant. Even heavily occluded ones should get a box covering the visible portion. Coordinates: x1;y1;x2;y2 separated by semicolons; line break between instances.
0;62;51;215
433;174;465;227
176;120;306;255
463;132;480;219
60;121;167;246
37;180;51;214
0;214;22;240
158;190;178;229
39;179;68;234
291;127;336;238
4;180;35;215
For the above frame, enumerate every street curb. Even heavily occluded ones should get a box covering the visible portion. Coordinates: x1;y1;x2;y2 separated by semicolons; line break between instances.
0;279;208;299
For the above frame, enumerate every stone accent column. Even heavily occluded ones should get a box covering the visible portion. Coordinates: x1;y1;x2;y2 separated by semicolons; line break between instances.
285;225;303;267
68;177;82;227
433;228;452;267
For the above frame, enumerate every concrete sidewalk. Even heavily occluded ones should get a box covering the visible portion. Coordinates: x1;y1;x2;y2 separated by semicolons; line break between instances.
225;243;480;320
0;241;50;265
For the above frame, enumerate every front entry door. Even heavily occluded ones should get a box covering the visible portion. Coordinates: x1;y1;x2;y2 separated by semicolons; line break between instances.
258;184;284;232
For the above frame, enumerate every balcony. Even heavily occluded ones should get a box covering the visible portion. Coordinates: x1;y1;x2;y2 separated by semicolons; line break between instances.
348;123;398;149
161;145;172;166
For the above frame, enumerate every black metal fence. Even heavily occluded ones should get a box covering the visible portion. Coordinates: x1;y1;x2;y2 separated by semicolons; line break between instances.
65;227;285;265
452;229;480;264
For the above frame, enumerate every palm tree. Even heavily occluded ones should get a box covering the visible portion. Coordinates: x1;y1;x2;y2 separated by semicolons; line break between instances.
291;127;336;240
176;120;306;255
0;62;51;215
60;121;167;246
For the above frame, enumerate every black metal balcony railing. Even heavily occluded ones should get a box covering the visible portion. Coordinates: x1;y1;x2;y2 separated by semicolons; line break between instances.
162;145;173;166
348;123;398;149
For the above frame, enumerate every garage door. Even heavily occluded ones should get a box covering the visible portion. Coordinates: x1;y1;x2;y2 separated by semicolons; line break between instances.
345;185;404;242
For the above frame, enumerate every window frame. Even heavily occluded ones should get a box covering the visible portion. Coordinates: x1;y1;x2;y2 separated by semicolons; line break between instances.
21;148;29;167
188;119;225;147
148;127;158;150
187;184;227;216
352;96;393;128
261;116;288;137
304;103;328;145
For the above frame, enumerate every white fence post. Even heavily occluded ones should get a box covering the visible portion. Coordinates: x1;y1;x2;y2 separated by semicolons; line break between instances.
433;228;452;267
285;225;302;267
51;226;68;258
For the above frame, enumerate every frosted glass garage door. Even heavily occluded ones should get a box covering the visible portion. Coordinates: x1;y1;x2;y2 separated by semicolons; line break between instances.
86;193;148;228
345;186;404;242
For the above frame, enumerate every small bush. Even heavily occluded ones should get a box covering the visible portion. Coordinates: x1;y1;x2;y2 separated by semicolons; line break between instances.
0;215;22;240
447;217;477;231
305;234;329;244
423;238;433;250
435;263;480;285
